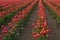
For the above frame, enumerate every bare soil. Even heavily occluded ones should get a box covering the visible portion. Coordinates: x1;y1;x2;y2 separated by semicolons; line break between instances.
13;5;60;40
13;6;38;40
44;9;60;40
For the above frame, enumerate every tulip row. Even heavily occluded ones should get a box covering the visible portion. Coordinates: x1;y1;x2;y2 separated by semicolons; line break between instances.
32;0;49;40
0;0;34;26
0;0;34;12
0;0;38;40
45;0;60;9
45;0;60;6
43;0;60;15
0;4;22;18
0;0;22;7
42;0;60;24
0;0;34;18
0;0;22;12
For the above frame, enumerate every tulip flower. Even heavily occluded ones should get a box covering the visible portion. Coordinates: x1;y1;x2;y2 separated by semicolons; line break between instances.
32;0;50;40
33;34;40;38
1;25;5;29
0;35;2;39
46;34;49;38
46;29;50;33
32;23;35;27
0;14;3;17
32;32;36;35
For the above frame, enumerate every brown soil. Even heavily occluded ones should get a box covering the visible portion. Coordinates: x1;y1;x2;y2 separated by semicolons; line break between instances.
13;4;60;40
13;6;38;40
44;9;60;40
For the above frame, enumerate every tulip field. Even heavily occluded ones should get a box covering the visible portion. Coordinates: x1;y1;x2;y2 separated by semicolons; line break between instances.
0;0;60;40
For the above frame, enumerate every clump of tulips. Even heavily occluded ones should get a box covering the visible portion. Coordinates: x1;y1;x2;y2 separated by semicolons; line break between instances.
0;0;35;27
45;0;60;6
44;0;60;16
32;0;49;40
42;0;60;24
0;0;34;19
0;0;38;40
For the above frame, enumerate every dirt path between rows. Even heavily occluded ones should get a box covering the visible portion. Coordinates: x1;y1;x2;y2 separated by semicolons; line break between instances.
44;9;60;40
13;2;60;40
13;6;38;40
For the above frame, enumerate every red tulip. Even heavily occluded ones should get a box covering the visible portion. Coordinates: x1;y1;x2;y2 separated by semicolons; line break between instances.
32;23;34;27
46;34;49;38
0;35;2;39
18;15;23;19
43;21;47;27
33;34;40;38
40;30;46;34
0;14;3;17
1;25;5;29
42;30;46;34
2;12;6;15
46;29;50;33
32;32;36;35
12;18;18;23
2;30;7;34
8;31;11;34
4;27;7;30
8;23;12;28
11;26;16;30
13;15;17;18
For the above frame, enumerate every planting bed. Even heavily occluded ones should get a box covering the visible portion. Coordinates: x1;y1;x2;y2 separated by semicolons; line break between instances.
0;0;60;40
